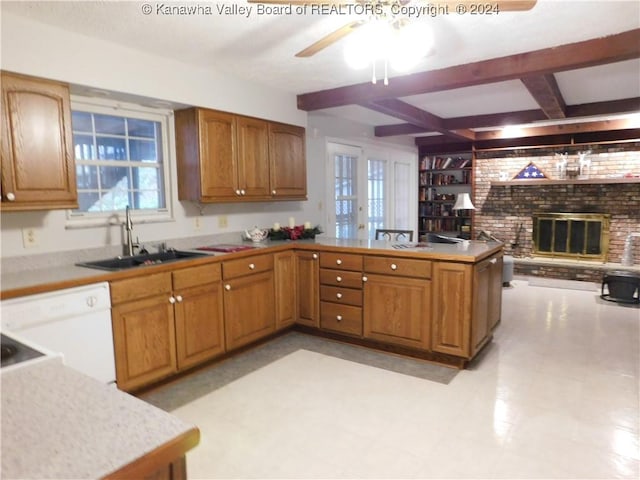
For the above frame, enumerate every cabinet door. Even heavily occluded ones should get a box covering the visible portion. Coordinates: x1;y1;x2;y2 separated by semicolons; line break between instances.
431;262;472;357
237;116;270;198
1;72;77;210
224;271;275;350
488;255;503;331
174;282;225;370
274;251;296;329
268;122;306;198
197;109;238;198
296;251;319;327
364;274;431;350
471;259;491;355
112;295;177;391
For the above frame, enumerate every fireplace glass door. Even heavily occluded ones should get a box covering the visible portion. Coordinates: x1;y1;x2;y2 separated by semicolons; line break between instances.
533;213;610;262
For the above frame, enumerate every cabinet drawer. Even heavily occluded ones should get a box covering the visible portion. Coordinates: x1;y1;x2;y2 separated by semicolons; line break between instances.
320;252;363;271
223;254;273;280
364;256;432;279
320;302;362;336
319;269;363;289
320;285;362;306
110;272;172;305
173;263;221;290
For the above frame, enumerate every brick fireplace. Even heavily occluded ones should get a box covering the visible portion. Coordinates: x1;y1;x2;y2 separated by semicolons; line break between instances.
473;150;640;282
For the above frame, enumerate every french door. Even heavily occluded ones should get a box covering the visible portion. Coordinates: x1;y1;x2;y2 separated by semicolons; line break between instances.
327;142;416;240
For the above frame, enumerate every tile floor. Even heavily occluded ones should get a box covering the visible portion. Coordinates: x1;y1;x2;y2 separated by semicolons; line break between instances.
153;277;640;479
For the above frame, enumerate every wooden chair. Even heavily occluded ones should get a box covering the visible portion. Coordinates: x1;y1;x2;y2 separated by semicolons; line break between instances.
375;229;413;242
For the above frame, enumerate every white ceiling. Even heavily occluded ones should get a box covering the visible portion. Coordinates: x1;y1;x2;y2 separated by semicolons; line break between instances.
2;0;640;130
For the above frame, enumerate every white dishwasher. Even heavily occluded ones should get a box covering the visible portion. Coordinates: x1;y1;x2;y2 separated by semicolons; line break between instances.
1;282;116;384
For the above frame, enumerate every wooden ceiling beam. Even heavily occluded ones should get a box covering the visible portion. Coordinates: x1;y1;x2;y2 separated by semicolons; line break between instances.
474;117;640;141
363;99;476;141
297;29;640;111
520;74;566;118
375;97;640;137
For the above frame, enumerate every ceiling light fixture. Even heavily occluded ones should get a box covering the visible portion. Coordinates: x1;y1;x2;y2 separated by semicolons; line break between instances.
343;19;433;85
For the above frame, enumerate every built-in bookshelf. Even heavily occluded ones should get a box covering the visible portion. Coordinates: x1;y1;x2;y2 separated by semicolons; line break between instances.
418;152;473;239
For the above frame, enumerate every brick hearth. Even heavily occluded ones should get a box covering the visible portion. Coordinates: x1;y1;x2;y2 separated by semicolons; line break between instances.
473;150;640;282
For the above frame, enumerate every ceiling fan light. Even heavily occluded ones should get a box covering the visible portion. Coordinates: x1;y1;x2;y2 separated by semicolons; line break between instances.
390;22;433;72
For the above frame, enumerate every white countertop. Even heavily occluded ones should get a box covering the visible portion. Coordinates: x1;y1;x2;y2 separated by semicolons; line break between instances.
0;238;503;297
1;359;198;479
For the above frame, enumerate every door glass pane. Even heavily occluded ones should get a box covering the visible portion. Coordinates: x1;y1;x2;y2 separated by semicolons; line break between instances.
335;154;357;239
368;158;385;238
394;162;410;229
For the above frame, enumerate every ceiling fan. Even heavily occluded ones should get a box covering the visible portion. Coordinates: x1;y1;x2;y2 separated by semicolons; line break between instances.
247;0;538;58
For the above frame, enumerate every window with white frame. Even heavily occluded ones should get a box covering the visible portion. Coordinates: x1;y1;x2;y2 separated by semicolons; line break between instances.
68;98;171;225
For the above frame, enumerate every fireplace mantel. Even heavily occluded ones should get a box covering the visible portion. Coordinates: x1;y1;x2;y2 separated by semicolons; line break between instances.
491;178;640;186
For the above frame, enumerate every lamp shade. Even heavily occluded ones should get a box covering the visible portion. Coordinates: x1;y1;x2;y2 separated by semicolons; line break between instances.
453;193;475;210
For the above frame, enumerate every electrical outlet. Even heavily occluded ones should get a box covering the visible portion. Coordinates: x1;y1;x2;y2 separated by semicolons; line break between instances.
22;228;39;248
218;215;228;228
194;217;201;231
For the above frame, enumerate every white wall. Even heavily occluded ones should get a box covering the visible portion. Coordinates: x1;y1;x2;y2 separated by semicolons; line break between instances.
0;11;321;258
0;12;418;258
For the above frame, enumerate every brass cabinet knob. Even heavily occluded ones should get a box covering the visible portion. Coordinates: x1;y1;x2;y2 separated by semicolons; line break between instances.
362;276;368;282
312;253;318;259
249;263;255;270
225;284;231;291
336;276;342;282
336;293;343;299
391;263;398;270
336;315;343;322
336;259;342;265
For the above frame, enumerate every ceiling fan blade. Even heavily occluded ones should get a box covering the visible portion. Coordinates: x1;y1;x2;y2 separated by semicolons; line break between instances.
247;0;354;5
429;0;537;10
247;0;537;10
295;21;364;58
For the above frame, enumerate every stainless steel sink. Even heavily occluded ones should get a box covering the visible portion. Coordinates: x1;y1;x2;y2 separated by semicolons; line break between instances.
76;250;207;271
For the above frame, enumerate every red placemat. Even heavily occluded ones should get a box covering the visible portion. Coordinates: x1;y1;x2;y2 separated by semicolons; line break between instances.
196;244;257;252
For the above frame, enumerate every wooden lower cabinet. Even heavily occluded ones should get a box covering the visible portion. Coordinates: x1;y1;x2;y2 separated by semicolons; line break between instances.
111;265;224;391
363;274;431;350
295;250;319;327
471;254;503;356
174;282;225;370
223;270;275;350
488;255;503;331
112;291;178;392
431;253;503;359
274;251;296;329
431;262;472;357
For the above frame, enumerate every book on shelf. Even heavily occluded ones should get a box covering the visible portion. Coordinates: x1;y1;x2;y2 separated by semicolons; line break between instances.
420;156;472;170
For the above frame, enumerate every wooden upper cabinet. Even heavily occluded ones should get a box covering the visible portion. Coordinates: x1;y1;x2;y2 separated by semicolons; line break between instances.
0;72;78;211
176;108;237;200
175;107;306;203
237;116;270;198
269;122;307;199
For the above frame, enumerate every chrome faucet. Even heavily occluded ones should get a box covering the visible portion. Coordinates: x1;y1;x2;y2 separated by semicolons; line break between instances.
123;205;140;256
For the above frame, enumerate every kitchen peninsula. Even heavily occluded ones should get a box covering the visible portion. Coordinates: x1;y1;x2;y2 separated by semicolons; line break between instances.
1;357;199;479
1;238;504;391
